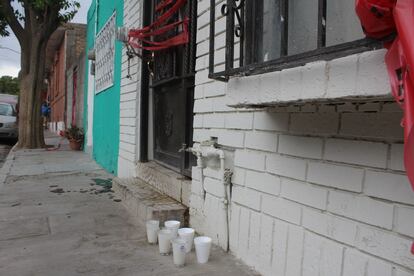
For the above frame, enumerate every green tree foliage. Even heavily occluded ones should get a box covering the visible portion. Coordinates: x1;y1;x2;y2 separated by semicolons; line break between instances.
0;75;19;94
0;1;80;38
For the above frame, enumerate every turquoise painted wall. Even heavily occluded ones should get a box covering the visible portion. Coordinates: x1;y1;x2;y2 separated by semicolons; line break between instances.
87;0;123;175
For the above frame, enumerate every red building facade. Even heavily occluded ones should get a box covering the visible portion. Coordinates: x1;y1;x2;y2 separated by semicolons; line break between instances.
46;23;86;132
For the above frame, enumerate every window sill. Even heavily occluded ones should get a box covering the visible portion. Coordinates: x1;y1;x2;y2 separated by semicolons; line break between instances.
225;48;392;108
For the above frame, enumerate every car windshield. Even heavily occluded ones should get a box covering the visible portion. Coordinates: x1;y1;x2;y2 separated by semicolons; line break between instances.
0;103;13;116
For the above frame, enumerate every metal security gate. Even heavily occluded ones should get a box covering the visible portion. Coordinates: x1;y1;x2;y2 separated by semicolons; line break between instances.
149;0;197;176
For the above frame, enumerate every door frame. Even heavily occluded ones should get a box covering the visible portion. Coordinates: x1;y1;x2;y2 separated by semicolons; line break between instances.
138;0;197;177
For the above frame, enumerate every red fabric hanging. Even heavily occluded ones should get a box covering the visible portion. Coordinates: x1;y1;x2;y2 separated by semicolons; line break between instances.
128;0;189;52
355;0;396;39
356;0;414;255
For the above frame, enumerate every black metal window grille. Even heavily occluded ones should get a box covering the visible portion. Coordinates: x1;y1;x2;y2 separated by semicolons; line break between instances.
208;0;383;82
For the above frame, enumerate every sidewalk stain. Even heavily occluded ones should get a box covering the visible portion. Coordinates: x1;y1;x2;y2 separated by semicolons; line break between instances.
50;188;64;193
47;178;121;202
91;178;113;194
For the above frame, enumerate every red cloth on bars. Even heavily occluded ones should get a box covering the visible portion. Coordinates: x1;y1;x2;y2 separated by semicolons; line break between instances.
128;0;189;51
355;0;396;39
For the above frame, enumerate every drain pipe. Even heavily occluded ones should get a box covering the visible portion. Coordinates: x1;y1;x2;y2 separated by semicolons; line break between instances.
185;141;231;251
223;168;233;252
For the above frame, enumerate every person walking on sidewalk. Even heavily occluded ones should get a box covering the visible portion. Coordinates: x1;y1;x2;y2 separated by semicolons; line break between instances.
41;101;50;129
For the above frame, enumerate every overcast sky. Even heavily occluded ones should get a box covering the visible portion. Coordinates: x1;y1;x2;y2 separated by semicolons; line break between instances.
0;0;92;77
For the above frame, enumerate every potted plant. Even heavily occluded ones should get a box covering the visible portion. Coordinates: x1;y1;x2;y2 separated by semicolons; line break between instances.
63;125;84;151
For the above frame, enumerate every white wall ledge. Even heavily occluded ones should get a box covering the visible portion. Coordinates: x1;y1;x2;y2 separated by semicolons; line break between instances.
226;49;392;107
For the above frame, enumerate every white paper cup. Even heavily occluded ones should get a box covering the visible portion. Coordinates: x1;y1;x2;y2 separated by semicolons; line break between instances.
194;236;212;264
146;220;160;244
164;220;180;238
158;229;172;255
171;238;187;267
178;228;195;253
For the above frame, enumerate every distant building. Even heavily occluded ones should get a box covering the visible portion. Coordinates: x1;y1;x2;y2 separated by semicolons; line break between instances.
45;23;86;133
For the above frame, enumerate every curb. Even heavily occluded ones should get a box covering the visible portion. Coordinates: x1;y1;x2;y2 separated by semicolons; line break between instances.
0;143;17;191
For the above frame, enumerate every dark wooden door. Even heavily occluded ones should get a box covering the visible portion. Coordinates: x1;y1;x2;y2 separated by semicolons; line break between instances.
151;0;196;176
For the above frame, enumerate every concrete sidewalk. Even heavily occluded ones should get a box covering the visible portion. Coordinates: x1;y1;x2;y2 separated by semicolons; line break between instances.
0;134;256;276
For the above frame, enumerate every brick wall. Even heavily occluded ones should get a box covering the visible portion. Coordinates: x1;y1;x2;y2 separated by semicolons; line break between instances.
191;1;414;275
66;54;86;128
117;0;143;177
48;37;66;132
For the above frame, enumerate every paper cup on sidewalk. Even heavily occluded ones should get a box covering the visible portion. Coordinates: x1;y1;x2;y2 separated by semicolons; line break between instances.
158;229;172;255
171;238;187;267
194;236;212;264
178;228;195;253
164;220;180;238
146;220;159;244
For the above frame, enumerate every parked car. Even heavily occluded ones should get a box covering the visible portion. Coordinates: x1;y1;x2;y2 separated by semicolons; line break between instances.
0;102;18;139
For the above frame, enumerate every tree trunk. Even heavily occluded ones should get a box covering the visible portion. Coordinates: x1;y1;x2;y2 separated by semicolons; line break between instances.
16;36;47;149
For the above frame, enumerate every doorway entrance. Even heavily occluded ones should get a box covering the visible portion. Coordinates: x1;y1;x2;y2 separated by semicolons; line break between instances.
142;0;197;177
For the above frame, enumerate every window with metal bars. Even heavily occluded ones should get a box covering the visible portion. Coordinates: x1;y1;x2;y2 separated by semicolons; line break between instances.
208;0;383;82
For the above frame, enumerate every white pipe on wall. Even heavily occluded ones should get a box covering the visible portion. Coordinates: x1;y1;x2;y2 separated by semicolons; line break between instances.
186;141;231;251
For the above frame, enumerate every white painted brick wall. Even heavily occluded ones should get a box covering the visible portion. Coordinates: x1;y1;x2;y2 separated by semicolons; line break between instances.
390;143;405;171
117;0;142;177
395;269;414;276
303;232;344;276
365;170;414;205
245;170;281;196
343;248;393;276
307;161;364;192
232;186;261;211
326;54;358;98
246;211;261;266
203;177;225;198
237;207;250;259
266;154;307;181
226;49;391;107
356;225;414;270
328;190;394;229
245;131;278;152
258;214;274;273
203;113;225;128
289;112;339;135
281;178;328;210
302;208;357;245
190;1;414;275
324;138;388;168
340;112;403;140
229;203;240;252
253;111;289;131
271;219;289;275
395;205;414;238
212;129;245;148
225;112;254;130
285;225;305;276
262;195;302;225
234;150;265;171
278;135;323;159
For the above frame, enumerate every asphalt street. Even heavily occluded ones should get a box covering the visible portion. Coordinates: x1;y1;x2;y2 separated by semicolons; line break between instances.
0;139;14;168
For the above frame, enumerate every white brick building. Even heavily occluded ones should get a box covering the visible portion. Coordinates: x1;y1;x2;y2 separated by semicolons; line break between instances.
114;0;414;275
